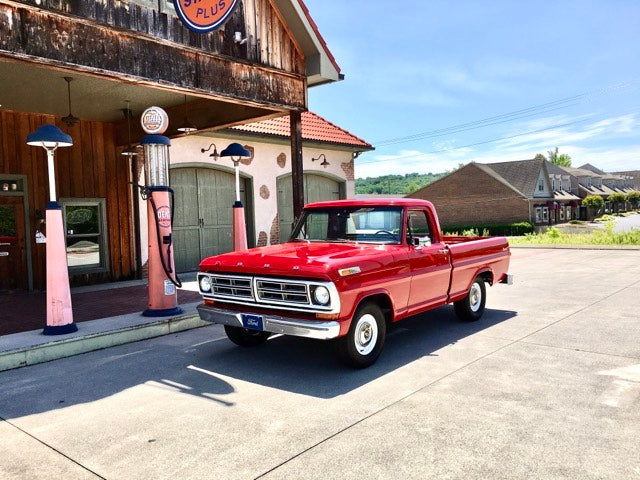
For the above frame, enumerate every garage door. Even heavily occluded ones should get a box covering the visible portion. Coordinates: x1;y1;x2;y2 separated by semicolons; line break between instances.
277;173;344;243
171;167;251;272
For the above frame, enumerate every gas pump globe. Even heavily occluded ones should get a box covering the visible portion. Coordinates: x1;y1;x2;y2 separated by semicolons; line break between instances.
139;107;182;317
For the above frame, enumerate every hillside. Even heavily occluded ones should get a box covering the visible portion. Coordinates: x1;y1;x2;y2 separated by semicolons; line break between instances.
355;172;445;195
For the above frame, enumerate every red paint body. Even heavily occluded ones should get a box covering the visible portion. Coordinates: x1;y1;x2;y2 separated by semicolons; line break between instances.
199;199;510;336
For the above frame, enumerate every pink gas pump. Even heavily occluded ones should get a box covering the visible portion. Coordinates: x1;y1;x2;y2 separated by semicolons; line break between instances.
139;107;182;317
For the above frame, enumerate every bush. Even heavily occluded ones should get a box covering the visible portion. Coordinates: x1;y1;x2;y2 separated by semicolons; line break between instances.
442;222;534;236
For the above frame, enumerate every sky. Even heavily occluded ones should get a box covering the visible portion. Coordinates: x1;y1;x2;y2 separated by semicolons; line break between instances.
303;0;640;179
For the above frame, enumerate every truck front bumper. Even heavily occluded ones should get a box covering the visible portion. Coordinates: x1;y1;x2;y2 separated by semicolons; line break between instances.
196;304;341;340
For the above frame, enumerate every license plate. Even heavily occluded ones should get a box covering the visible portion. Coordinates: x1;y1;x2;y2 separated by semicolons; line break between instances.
241;314;264;331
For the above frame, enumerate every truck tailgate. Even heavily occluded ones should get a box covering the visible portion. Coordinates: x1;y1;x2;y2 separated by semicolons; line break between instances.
444;236;510;302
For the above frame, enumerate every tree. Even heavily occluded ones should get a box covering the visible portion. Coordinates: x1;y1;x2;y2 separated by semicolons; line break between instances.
582;195;604;208
547;147;572;167
627;191;640;209
608;192;626;213
534;153;546;161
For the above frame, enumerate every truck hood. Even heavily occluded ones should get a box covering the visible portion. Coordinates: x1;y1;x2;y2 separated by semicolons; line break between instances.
199;241;398;281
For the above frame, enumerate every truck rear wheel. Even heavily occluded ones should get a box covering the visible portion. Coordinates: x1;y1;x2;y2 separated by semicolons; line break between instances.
454;276;486;322
224;325;271;347
336;302;386;368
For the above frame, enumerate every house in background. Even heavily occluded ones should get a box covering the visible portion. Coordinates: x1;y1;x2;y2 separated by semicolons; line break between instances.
406;158;582;227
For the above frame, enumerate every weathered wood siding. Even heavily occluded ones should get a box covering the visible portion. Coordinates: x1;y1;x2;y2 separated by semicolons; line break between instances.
0;0;306;108
0;110;135;288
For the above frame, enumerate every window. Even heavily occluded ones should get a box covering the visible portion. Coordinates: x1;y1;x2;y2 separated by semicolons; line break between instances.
538;179;544;192
586;178;592;187
535;207;542;223
61;198;109;273
407;210;432;243
566;206;571;220
542;207;549;222
559;207;564;221
552;179;556;191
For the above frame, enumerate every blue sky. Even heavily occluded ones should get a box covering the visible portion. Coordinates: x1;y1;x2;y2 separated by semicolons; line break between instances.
304;0;640;178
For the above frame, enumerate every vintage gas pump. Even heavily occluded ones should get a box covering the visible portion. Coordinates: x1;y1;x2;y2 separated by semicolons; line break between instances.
139;107;182;317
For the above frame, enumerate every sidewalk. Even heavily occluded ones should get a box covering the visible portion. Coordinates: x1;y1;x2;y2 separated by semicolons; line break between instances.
0;276;208;372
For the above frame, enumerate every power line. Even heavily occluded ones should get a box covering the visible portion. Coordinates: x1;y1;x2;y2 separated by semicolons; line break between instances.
357;108;640;166
373;78;640;147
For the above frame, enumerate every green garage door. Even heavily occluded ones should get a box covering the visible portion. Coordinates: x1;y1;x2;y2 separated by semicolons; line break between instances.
172;167;251;272
277;173;344;243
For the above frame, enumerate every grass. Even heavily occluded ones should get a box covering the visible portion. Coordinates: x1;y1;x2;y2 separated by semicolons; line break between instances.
509;222;640;246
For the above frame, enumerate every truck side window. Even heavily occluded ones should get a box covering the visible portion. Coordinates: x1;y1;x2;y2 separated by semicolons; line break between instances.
407;210;432;244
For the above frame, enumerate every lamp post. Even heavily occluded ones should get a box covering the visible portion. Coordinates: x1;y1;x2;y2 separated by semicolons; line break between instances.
220;143;251;251
27;124;77;335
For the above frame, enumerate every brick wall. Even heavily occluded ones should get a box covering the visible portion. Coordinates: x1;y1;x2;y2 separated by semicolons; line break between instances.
407;164;530;225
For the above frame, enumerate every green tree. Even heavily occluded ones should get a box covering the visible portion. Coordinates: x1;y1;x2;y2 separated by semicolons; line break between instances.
582;195;604;208
608;192;626;213
627;191;640;209
547;147;572;167
534;153;546;161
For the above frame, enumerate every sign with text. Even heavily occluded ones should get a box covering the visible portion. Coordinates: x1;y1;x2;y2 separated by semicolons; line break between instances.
173;0;238;33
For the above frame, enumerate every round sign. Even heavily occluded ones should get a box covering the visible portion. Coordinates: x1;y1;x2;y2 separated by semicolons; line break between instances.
173;0;239;33
140;107;169;135
156;206;171;228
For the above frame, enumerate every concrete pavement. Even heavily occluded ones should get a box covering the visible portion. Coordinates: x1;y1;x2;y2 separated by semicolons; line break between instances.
0;248;639;479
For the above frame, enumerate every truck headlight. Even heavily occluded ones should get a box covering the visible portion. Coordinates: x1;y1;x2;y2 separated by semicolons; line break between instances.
313;286;330;305
199;276;212;293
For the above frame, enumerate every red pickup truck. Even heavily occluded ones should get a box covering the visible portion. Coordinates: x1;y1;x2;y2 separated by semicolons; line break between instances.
197;199;511;368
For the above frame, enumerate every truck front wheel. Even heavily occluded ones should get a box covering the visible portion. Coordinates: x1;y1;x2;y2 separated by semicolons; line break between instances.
454;277;486;322
224;325;271;347
336;302;386;368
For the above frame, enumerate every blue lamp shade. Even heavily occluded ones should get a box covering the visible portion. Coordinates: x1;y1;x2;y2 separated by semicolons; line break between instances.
220;142;250;158
26;124;73;148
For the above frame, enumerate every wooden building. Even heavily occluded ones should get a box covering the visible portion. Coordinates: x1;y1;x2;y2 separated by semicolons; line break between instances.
0;0;341;290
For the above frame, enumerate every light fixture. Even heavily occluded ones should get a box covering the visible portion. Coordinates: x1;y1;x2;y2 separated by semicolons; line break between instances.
312;153;330;168
234;31;248;44
201;143;219;160
121;100;137;157
220;142;251;251
61;77;80;128
26;124;77;335
177;95;197;134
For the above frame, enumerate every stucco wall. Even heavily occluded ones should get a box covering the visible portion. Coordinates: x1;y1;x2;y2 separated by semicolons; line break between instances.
138;133;355;268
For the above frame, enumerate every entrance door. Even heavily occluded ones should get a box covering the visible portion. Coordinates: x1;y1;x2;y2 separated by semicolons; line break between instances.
0;196;27;290
172;167;249;272
277;174;344;243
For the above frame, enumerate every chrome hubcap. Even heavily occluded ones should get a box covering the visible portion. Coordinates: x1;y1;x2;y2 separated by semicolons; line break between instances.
470;282;482;312
354;314;378;355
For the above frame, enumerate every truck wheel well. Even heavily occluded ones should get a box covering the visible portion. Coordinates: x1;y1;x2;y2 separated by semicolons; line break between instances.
358;294;393;326
478;271;493;285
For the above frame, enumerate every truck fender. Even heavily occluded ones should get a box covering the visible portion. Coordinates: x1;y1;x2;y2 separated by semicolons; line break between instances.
341;289;395;335
449;267;494;304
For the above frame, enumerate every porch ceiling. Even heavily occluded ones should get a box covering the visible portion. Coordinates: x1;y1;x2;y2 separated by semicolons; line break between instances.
0;58;282;142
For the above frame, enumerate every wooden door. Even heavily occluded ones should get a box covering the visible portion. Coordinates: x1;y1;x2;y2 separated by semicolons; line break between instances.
172;168;201;273
277;174;343;243
0;196;27;290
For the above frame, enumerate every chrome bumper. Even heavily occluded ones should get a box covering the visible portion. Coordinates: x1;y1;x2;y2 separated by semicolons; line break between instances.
196;304;341;340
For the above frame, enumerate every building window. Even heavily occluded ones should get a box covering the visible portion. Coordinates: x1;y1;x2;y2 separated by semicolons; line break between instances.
542;207;549;222
61;198;109;274
586;178;592;187
559;207;565;221
535;207;542;223
566;206;571;219
538;179;544;192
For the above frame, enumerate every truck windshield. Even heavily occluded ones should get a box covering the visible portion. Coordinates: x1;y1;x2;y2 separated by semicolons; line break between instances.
290;206;403;244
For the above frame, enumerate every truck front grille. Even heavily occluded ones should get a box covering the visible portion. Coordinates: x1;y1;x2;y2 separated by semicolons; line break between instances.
256;280;309;304
209;275;253;300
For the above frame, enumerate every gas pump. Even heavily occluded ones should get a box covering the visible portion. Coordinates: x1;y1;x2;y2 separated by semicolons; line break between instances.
139;107;182;317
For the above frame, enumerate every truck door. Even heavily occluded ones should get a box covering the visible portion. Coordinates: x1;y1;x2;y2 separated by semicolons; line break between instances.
406;209;450;313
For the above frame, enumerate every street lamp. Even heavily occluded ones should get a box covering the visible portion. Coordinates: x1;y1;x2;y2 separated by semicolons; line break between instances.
220;142;251;250
27;124;77;335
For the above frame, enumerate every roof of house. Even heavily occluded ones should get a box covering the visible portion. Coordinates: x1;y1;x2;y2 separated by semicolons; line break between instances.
481;158;548;197
561;166;603;178
578;163;606;175
230;111;373;150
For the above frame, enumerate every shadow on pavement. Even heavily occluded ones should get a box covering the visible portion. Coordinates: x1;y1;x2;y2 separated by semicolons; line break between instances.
0;305;515;419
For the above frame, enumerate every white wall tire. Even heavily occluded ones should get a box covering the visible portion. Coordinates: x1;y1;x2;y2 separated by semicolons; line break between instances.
336;302;386;368
454;276;486;322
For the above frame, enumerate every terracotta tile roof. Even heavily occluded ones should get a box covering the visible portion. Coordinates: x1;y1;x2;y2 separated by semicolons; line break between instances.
230;111;373;150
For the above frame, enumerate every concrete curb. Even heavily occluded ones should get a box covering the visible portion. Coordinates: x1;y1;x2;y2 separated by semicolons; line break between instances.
0;307;208;373
509;244;640;250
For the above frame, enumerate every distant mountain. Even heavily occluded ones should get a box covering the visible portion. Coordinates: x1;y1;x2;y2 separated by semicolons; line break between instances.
355;172;446;195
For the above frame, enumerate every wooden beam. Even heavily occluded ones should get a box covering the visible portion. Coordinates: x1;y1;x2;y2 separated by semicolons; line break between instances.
0;1;306;112
290;110;304;221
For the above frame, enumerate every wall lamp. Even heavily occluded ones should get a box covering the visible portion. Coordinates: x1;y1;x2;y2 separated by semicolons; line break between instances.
312;153;330;168
201;143;219;161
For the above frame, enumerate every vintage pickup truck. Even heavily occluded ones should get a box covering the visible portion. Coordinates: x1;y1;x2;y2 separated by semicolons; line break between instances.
197;199;511;368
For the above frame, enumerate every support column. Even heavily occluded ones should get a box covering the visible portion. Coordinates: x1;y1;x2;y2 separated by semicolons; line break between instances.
290;110;304;221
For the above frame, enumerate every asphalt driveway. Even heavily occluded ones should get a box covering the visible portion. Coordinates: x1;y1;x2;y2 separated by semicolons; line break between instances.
0;248;639;479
